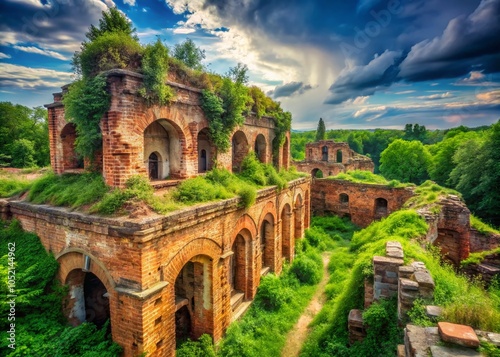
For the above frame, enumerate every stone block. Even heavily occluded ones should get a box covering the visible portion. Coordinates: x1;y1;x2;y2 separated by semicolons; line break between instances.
438;322;480;348
373;255;405;267
414;270;435;290
386;241;404;259
425;305;442;319
400;278;419;291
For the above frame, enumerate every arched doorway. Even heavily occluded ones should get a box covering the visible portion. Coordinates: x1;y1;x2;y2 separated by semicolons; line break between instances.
60;123;82;170
254;134;267;163
374;198;388;219
148;152;160;180
198;128;215;173
64;269;110;329
144;119;184;179
311;168;324;179
340;193;349;204
232;131;249;172
281;204;292;261
230;233;248;296
174;255;213;343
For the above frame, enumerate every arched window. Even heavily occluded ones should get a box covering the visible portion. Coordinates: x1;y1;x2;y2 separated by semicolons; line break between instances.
322;146;328;161
374;198;388;218
340;193;349;204
311;168;323;178
337;150;343;163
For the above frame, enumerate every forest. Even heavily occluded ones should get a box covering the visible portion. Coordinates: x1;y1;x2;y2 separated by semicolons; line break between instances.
293;120;500;227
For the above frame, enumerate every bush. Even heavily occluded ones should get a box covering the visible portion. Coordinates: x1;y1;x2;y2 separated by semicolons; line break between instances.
290;252;322;285
255;274;293;311
10;139;37;168
176;334;215;357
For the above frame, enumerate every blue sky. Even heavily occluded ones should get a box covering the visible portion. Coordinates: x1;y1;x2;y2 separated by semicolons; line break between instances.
0;0;499;130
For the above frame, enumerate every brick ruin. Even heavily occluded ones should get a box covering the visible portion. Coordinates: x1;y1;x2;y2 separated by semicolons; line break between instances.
0;69;310;357
311;178;414;227
293;140;374;178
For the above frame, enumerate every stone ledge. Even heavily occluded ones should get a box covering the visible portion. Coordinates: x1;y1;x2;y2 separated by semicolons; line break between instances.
116;281;169;300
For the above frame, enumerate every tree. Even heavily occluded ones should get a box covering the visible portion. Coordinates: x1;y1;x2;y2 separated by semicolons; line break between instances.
10;139;37;168
403;123;428;142
347;133;363;153
379;139;431;184
173;38;205;71
315;118;326;141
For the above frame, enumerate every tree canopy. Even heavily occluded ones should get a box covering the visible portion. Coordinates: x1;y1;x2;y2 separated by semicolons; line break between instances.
379;139;431;184
173;38;206;71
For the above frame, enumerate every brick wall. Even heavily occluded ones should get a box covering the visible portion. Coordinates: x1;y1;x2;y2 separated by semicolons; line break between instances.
310;179;414;227
7;178;310;357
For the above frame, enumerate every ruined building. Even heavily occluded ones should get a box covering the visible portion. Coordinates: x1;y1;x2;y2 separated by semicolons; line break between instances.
2;69;310;356
294;139;374;178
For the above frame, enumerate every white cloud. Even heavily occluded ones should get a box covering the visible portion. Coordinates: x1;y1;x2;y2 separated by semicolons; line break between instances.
417;92;454;100
394;90;415;95
123;0;136;5
173;28;196;34
476;90;500;104
0;52;11;59
13;45;68;61
0;63;73;90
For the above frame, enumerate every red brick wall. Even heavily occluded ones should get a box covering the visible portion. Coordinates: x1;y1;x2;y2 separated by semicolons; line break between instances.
310;179;414;227
8;178;310;357
47;70;284;188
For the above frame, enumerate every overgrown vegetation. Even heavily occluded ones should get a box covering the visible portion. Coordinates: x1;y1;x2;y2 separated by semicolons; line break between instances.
0;220;121;356
330;170;410;188
25;154;305;215
0;173;31;198
403;180;461;211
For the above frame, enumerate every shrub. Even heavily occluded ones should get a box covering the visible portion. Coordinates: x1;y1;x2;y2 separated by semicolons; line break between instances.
140;39;173;106
176;334;215;357
240;152;267;186
237;184;257;208
290;252;322;285
255;274;292;310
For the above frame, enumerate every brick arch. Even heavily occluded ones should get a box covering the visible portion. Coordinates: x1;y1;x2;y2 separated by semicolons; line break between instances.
257;201;277;228
278;191;293;215
293;187;305;205
231;214;258;246
56;249;115;292
163;238;222;284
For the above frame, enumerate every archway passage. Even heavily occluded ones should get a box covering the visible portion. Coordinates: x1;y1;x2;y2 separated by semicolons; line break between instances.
311;168;324;179
374;198;388;219
255;134;267;163
281;204;292;261
61;123;82;170
144;119;184;179
174;256;213;343
64;270;110;330
230;234;247;295
232;131;249;172
198;128;215;173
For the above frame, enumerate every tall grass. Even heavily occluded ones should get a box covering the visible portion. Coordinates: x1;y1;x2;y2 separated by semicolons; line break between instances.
0;176;31;197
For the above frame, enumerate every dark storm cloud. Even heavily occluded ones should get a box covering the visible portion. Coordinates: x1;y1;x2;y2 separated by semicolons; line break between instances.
399;0;500;82
270;81;313;99
325;50;402;104
0;0;111;54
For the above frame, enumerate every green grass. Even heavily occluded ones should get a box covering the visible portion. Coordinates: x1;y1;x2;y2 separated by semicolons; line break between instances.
403;180;461;211
329;170;411;188
0;220;121;356
0;176;31;197
471;215;500;235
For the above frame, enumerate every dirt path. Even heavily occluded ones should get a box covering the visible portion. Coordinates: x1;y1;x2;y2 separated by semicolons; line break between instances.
281;252;331;357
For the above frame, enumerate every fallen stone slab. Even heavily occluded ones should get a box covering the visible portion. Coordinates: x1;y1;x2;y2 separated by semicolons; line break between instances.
438;322;480;348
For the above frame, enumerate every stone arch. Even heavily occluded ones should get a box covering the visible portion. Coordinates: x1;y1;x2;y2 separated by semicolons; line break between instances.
254;134;267;163
311;168;324;178
232;130;249;172
294;194;304;240
374;197;388;219
144;119;186;179
60;123;82;170
281;203;293;261
56;251;115;328
197;127;215;173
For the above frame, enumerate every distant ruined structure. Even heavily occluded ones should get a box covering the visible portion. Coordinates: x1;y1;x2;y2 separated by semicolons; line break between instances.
293;139;374;178
1;69;310;357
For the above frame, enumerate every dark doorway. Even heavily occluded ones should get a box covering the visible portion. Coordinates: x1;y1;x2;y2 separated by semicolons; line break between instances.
200;149;207;172
149;152;159;179
83;273;110;329
337;150;343;163
175;306;192;342
322;146;328;161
